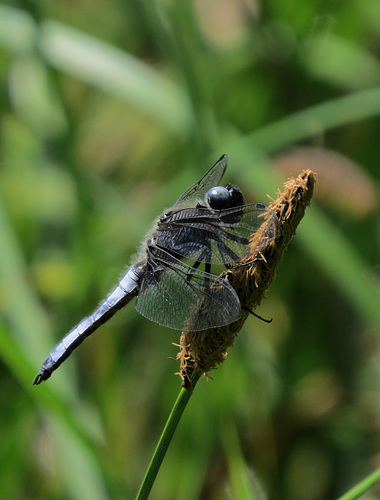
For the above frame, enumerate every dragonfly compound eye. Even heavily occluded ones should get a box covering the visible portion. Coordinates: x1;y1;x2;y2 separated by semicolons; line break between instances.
207;186;232;209
226;185;244;207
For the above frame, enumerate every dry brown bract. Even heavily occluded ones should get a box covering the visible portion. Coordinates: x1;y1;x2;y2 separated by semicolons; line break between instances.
177;169;316;389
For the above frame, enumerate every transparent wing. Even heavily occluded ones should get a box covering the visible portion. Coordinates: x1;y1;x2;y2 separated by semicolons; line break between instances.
170;155;228;210
135;247;241;331
155;203;279;267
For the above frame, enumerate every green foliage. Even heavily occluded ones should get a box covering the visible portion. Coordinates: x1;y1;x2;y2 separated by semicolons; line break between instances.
0;1;380;499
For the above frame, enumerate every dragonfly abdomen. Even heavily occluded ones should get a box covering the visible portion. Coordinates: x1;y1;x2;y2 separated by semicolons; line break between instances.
33;264;144;385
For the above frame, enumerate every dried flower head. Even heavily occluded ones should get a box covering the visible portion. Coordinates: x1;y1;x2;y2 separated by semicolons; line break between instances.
178;169;316;388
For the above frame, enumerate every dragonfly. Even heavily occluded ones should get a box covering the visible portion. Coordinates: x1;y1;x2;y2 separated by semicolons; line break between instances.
33;155;277;385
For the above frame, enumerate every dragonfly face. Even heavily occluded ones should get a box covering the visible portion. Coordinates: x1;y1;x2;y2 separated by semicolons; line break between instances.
207;184;244;210
33;154;278;384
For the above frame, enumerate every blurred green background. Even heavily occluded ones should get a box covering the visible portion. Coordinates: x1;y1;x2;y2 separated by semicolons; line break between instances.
1;1;380;499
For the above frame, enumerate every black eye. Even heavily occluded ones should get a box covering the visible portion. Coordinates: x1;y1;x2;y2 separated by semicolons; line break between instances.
226;186;244;207
207;186;232;209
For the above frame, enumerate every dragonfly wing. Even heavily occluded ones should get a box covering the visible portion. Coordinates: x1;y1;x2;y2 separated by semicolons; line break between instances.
135;247;241;331
170;155;228;210
156;203;278;266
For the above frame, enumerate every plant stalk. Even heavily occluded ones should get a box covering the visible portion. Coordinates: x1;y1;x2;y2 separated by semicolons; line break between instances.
135;373;200;500
337;467;380;500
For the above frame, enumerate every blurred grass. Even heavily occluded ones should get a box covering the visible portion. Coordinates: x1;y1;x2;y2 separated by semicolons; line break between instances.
0;1;380;499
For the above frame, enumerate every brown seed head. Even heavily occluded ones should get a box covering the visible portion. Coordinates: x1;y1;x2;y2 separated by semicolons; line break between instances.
177;169;316;389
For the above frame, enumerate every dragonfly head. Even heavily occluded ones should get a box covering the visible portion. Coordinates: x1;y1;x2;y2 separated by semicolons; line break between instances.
207;184;244;210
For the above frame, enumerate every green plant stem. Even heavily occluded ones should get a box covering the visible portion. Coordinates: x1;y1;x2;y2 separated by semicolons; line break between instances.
135;374;200;500
337;467;380;500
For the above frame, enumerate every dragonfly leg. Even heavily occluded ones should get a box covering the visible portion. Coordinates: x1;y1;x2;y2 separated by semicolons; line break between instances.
184;246;211;283
228;255;264;269
242;306;272;323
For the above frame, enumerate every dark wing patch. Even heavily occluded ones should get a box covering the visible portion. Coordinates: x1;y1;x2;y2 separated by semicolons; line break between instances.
135;247;241;331
155;203;277;266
